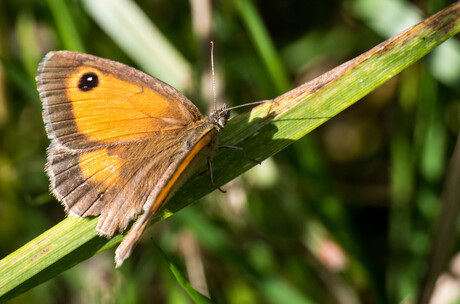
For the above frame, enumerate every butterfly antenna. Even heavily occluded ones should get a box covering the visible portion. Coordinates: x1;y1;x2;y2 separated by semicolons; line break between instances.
210;41;217;111
209;41;271;113
226;100;271;112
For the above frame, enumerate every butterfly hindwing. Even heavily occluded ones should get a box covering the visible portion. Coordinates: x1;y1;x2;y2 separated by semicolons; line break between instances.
47;137;188;237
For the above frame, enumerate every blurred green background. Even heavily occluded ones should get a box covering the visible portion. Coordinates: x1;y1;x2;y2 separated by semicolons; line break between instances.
1;0;460;303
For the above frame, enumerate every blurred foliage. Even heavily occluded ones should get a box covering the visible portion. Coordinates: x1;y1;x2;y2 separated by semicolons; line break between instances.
1;0;460;303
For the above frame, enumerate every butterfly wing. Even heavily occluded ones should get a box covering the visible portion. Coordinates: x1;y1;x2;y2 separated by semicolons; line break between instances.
114;122;221;267
37;51;201;150
37;51;205;237
46;136;179;237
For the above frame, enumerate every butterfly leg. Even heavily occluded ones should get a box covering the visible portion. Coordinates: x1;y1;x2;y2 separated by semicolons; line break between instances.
219;145;261;165
207;157;226;193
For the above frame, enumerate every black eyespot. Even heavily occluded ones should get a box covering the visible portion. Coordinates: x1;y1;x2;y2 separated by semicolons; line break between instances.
78;72;99;92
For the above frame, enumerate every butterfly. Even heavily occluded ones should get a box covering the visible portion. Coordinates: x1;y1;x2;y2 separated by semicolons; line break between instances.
36;51;237;267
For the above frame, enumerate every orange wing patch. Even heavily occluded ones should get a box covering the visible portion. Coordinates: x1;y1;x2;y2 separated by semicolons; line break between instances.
78;147;124;185
67;67;193;144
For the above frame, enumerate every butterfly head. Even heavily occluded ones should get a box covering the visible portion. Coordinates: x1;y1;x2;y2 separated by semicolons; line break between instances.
209;104;231;131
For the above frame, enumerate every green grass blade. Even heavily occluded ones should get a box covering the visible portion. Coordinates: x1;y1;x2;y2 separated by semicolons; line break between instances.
233;0;290;94
1;2;459;302
16;11;41;82
155;244;216;304
46;0;85;52
352;0;460;87
417;134;460;302
0;217;122;302
81;0;192;91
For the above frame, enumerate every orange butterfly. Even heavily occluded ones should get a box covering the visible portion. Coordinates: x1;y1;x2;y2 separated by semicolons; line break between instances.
37;51;233;267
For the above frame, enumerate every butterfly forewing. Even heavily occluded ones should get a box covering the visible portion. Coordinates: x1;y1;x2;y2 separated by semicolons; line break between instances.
37;51;202;150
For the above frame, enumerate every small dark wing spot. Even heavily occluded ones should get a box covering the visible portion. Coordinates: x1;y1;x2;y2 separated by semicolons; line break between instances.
78;72;99;92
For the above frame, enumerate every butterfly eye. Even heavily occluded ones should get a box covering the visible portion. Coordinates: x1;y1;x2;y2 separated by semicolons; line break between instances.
216;110;230;129
78;72;99;92
218;116;227;129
